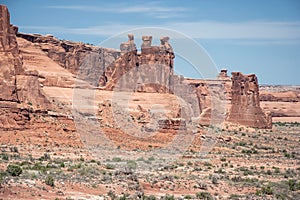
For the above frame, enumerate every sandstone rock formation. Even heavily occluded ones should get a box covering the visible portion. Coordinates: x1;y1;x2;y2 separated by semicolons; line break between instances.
260;85;300;121
103;34;139;90
137;35;174;93
0;102;30;131
0;5;49;108
184;71;273;128
260;85;300;103
217;69;230;80
227;72;272;128
104;34;174;93
17;31;272;129
16;32;273;129
158;118;186;133
120;34;136;54
17;32;120;87
0;5;30;131
16;71;50;107
0;5;22;101
1;4;274;131
0;5;76;139
184;78;230;126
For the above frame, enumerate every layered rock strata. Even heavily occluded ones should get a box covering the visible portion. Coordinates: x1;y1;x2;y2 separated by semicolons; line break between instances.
104;34;174;93
227;72;272;128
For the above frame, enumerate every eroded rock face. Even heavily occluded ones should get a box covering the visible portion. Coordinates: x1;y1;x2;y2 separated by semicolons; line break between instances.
120;34;136;54
217;69;230;80
259;86;300;119
0;5;53;132
3;2;272;130
17;32;120;87
104;35;175;93
0;5;29;130
227;72;272;128
0;5;23;101
0;5;50;107
16;72;50;108
17;33;174;93
0;102;30;131
185;73;272;128
102;35;271;128
103;35;139;90
184;78;231;126
158;118;186;133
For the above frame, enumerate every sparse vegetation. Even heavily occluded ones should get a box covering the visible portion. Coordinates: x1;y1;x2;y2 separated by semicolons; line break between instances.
0;121;298;198
162;194;175;200
105;163;115;170
287;179;300;191
1;153;9;161
112;157;122;162
6;164;22;176
256;184;273;195
196;192;213;199
45;175;55;187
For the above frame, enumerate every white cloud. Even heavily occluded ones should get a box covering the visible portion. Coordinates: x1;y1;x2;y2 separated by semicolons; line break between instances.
234;39;300;46
47;3;187;19
21;20;300;41
20;24;135;36
171;21;300;40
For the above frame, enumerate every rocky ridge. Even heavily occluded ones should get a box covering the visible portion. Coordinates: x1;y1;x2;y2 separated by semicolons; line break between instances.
0;4;282;137
260;85;300;120
17;32;120;88
16;34;272;129
0;5;81;147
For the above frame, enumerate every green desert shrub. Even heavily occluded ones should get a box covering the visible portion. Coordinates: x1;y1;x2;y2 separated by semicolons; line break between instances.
0;170;6;185
112;157;122;162
162;194;175;200
126;160;137;170
184;195;193;199
196;192;213;199
6;164;22;176
105;163;115;170
287;179;300;191
143;195;156;200
1;153;9;161
118;193;129;200
45;175;55;187
256;185;273;195
107;190;116;199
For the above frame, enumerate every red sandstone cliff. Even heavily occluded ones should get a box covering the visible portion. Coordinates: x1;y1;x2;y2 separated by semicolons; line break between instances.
17;32;120;88
1;4;273;130
0;5;80;147
104;35;174;93
0;5;22;101
227;72;272;128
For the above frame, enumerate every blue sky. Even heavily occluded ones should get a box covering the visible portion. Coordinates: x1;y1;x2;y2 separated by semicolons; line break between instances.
3;0;300;85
